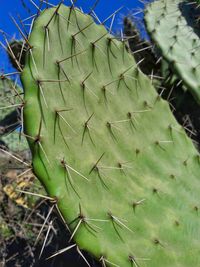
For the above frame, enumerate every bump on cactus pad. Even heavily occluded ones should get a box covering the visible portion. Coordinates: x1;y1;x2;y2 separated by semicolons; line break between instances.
21;4;200;267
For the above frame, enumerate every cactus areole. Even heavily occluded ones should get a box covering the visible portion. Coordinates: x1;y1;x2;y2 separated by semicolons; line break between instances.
21;4;200;267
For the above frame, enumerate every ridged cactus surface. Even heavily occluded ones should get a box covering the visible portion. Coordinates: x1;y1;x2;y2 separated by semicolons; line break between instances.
145;0;200;103
21;4;200;267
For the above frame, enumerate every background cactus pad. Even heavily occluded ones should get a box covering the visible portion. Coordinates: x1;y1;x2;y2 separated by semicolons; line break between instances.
145;0;200;104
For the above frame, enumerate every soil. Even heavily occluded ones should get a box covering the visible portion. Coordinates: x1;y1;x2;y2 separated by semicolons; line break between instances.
0;195;100;267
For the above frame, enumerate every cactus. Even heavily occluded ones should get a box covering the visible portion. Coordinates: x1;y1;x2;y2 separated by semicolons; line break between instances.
19;3;200;266
145;0;200;104
0;37;29;151
0;77;28;151
0;77;21;124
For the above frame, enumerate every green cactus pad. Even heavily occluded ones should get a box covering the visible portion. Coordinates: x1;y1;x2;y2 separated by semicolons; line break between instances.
1;131;28;152
0;77;21;120
22;4;200;267
145;0;200;104
0;77;28;151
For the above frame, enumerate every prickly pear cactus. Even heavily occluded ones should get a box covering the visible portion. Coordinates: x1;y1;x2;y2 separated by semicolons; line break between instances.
0;77;21;121
22;4;200;267
0;77;27;151
145;0;200;104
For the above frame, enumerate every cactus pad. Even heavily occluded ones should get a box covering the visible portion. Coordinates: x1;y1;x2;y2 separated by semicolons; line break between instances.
0;77;21;121
0;77;27;151
145;0;200;103
22;4;200;267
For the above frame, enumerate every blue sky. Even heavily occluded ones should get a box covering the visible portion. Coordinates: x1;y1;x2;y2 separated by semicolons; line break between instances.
0;0;145;73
